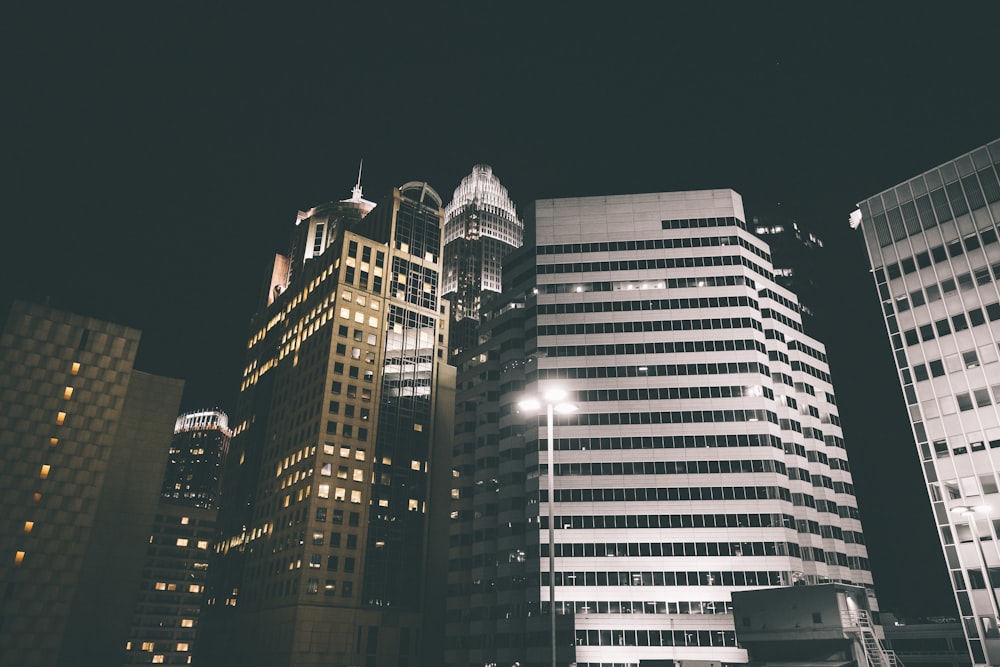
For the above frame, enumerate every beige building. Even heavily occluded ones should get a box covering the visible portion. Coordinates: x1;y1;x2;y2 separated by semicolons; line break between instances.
0;301;183;667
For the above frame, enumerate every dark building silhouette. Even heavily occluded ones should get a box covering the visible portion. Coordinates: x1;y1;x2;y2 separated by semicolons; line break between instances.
0;300;183;667
124;409;231;667
751;213;827;330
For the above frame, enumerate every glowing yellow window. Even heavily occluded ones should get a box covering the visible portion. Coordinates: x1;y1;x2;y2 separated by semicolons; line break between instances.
49;437;58;447
70;362;80;375
23;521;33;534
180;516;189;525
32;492;42;504
180;619;194;628
39;465;50;479
176;538;189;547
197;540;208;549
63;386;73;400
141;642;155;652
176;643;189;652
55;412;66;425
155;582;167;591
152;655;164;664
14;551;25;565
350;490;361;504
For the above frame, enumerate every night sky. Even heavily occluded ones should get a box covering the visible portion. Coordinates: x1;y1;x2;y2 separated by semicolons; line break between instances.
4;4;999;618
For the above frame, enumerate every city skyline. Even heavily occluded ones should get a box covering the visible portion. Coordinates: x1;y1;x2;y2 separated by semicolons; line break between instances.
4;2;999;627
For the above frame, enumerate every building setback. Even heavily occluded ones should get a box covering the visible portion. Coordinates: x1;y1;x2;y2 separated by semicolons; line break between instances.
442;164;523;361
200;181;455;667
854;138;1000;667
123;409;231;667
446;190;876;666
0;300;183;667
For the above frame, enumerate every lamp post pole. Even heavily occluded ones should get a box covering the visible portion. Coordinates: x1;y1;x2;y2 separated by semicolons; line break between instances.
519;388;575;667
546;399;556;667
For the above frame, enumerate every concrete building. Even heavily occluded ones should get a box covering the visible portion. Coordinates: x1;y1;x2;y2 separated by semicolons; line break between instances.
853;138;1000;667
732;583;897;666
442;164;523;361
445;189;877;666
200;179;455;667
123;409;231;667
0;300;184;667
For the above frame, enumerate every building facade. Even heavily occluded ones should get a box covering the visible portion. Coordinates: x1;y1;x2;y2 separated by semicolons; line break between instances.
0;301;184;667
750;213;826;329
445;190;877;666
201;181;455;667
123;409;231;667
854;138;1000;667
442;164;523;361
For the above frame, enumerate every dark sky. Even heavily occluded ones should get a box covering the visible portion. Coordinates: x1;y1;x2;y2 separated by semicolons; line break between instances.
4;4;999;618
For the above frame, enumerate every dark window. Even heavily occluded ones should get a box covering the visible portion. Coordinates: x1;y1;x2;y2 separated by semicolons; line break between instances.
917;250;933;268
900;257;916;274
913;364;929;382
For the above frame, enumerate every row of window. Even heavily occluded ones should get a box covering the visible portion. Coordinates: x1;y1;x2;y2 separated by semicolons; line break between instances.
538;361;772;379
574;628;738;648
538;315;763;336
537;274;756;294
538;230;761;259
557;408;778;426
537;254;774;281
539;295;757;315
544;569;784;587
551;457;785;477
886;229;998;284
576;384;776;403
659;216;744;230
552;485;790;503
542;338;768;359
895;264;998;317
866;164;1000;248
305;577;352;597
902;303;1000;347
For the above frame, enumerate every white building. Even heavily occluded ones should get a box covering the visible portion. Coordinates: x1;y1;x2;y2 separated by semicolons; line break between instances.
854;138;1000;667
446;189;876;666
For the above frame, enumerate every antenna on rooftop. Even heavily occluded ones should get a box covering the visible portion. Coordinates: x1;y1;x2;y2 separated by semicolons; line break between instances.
351;159;364;201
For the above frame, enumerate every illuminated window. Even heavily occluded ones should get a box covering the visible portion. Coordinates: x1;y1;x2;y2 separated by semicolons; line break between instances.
32;492;41;504
176;643;189;652
49;437;58;447
180;619;194;628
355;449;366;462
410;460;422;471
350;490;362;504
63;386;73;400
318;484;330;499
23;521;33;534
413;423;423;432
39;465;50;479
152;655;164;663
176;538;189;547
334;487;346;501
408;499;419;511
340;307;350;319
352;469;363;482
142;642;155;652
180;516;190;525
155;582;167;590
354;311;364;323
188;584;202;593
71;362;81;375
197;540;208;549
14;551;25;565
368;316;378;328
55;412;66;425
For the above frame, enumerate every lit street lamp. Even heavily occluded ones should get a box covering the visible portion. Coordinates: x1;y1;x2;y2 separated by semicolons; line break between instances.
518;388;577;667
951;504;1000;638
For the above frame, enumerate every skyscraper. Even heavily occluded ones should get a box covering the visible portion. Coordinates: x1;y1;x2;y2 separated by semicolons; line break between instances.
0;300;184;667
123;409;231;667
442;164;523;360
201;180;455;667
854;138;1000;667
750;213;827;328
446;190;876;666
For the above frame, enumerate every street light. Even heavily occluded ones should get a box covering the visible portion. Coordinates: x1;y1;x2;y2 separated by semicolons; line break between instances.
951;504;1000;641
518;387;577;667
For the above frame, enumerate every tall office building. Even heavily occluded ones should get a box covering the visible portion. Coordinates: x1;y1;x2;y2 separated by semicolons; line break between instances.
854;139;1000;667
201;180;455;667
0;300;183;667
446;190;876;666
442;164;523;360
123;409;231;667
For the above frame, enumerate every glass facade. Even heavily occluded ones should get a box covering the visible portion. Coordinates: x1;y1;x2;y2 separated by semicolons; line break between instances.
446;190;876;667
856;138;1000;667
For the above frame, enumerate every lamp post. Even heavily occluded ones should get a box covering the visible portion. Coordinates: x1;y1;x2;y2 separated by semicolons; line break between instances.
951;504;1000;643
519;388;576;667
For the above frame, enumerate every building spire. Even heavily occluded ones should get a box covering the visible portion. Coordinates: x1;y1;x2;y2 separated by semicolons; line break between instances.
351;159;364;201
